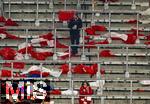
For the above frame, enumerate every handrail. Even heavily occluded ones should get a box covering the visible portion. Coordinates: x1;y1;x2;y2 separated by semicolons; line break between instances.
49;95;150;99
0;78;143;82
2;1;147;6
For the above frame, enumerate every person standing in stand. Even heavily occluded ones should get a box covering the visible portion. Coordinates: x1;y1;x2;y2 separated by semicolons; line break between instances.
68;13;82;55
79;81;93;104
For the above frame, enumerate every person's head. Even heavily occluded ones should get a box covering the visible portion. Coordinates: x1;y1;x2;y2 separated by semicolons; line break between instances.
73;12;79;19
81;81;90;87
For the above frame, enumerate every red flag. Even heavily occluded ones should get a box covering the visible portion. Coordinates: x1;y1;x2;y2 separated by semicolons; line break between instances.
85;41;96;48
39;32;53;40
18;43;33;54
1;69;12;77
5;18;19;26
146;35;150;40
42;72;50;77
92;25;107;32
85;65;96;75
85;28;95;35
73;64;85;74
50;89;61;95
39;41;49;47
56;40;68;48
129;28;143;33
21;65;50;77
0;30;20;39
13;72;19;77
99;50;116;57
0;16;6;22
89;64;98;75
0;47;17;60
59;64;69;74
134;88;145;92
124;33;137;44
84;36;91;40
58;10;75;21
56;50;69;60
3;62;25;69
6;32;20;39
39;40;54;47
100;67;105;75
85;25;107;36
30;50;53;60
29;70;41;75
138;33;145;37
0;28;6;32
32;39;55;47
14;53;24;60
144;41;150;45
109;32;127;41
59;53;69;59
127;19;138;24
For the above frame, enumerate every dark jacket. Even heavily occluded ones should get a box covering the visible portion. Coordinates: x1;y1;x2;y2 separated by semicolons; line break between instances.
68;17;82;36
